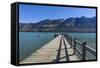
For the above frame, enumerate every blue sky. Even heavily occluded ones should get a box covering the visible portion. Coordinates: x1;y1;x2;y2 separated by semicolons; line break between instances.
19;4;96;23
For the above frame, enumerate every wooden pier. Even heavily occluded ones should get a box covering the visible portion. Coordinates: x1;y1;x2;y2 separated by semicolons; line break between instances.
20;34;96;64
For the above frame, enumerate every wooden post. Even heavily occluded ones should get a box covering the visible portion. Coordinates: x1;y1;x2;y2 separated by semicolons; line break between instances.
82;40;86;60
73;38;76;54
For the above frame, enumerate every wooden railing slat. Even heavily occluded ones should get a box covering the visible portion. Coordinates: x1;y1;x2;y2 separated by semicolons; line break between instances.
85;45;96;56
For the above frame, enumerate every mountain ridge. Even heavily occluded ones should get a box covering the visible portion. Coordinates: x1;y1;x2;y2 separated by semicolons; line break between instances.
19;16;96;32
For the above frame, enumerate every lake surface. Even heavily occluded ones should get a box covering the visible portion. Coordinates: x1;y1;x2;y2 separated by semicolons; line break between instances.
68;33;96;49
19;32;96;62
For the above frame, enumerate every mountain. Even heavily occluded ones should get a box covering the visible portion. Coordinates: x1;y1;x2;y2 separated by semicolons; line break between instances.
19;16;96;32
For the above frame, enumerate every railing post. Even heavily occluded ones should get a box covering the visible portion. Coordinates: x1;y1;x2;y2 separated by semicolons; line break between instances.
73;38;76;54
82;40;86;60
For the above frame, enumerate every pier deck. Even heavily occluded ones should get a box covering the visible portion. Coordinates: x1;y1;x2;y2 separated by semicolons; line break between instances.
20;35;80;64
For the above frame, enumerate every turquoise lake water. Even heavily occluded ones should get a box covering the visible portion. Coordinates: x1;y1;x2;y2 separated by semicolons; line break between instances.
19;32;96;62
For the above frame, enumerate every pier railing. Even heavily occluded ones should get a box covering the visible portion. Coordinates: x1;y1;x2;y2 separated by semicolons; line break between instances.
64;34;96;60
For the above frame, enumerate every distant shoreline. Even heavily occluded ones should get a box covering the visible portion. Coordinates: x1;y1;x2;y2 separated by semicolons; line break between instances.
19;31;96;33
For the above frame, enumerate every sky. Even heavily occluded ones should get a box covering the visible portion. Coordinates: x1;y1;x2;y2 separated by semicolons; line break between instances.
19;4;96;23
